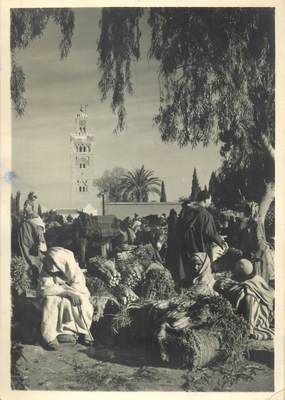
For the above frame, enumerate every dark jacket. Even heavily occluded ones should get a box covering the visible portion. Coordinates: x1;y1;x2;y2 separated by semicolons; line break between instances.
177;203;223;259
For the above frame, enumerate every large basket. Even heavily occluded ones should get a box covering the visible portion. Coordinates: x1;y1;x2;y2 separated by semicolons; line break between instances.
160;328;221;369
190;329;221;368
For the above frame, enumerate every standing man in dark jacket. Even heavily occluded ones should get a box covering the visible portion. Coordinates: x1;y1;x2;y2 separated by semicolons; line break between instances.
176;190;226;284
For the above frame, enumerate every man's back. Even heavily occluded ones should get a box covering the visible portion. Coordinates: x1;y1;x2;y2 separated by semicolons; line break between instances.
177;203;222;255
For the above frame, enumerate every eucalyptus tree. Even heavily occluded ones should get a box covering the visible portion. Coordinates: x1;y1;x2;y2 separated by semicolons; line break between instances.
11;8;74;116
93;166;129;202
98;8;275;228
11;8;275;228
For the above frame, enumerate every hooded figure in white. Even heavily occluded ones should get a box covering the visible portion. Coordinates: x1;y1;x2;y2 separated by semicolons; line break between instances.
37;247;93;348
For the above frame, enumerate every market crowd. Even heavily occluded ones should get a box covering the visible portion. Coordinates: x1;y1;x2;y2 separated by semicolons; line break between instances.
14;190;274;351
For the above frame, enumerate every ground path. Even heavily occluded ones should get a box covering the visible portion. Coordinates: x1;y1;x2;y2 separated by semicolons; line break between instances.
16;341;274;391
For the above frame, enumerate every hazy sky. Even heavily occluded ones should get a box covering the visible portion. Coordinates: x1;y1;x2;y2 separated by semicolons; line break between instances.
12;8;222;210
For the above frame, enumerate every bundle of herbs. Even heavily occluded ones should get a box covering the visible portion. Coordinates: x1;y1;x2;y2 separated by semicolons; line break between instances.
87;256;121;287
11;256;31;296
132;244;156;267
150;294;249;369
140;266;177;300
116;259;145;290
115;244;158;292
109;300;155;347
85;276;120;322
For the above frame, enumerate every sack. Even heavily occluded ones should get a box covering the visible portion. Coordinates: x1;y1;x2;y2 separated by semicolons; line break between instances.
39;241;47;253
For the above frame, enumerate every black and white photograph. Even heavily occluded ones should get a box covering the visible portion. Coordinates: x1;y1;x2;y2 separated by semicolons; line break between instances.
1;2;284;396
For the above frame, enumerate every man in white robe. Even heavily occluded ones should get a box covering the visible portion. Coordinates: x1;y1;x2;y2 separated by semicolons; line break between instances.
37;247;93;350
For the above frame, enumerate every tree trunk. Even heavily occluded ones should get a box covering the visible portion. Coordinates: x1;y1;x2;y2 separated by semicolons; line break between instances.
16;192;21;215
78;237;88;268
258;181;275;225
254;180;275;284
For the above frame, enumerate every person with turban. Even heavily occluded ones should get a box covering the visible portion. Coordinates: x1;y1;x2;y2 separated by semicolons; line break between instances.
37;247;94;350
228;258;274;340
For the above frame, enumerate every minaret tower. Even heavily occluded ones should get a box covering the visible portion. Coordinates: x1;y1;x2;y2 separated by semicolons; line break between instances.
70;105;95;209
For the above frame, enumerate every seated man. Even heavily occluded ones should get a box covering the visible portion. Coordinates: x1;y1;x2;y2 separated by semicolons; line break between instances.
37;247;94;350
228;259;274;340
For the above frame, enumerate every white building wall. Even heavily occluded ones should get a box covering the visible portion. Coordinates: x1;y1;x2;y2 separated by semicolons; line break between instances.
105;202;182;219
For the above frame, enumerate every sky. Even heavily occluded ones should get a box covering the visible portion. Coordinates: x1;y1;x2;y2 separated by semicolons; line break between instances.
12;8;222;211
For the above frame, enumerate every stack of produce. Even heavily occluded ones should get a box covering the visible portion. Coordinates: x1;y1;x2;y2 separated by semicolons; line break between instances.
11;256;42;344
116;250;133;261
106;293;249;370
11;256;31;296
132;244;157;267
116;259;145;290
140;263;177;300
115;244;157;293
150;294;249;369
87;256;121;287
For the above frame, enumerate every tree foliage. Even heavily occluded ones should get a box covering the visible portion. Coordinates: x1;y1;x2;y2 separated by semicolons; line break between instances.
209;172;220;206
98;8;143;133
93;166;129;202
209;153;271;209
11;8;74;116
11;8;275;219
120;165;161;202
190;168;201;201
98;7;275;179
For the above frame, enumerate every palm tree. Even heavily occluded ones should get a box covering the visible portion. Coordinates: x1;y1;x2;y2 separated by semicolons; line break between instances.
120;165;161;202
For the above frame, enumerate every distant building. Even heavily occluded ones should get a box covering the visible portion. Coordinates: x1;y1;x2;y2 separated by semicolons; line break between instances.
82;203;98;216
55;204;98;220
70;106;96;209
55;208;79;220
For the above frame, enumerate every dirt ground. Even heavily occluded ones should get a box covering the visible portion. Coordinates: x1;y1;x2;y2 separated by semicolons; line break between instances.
14;341;274;392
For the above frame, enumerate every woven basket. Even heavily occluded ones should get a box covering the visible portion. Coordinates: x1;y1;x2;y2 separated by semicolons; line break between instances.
160;328;221;369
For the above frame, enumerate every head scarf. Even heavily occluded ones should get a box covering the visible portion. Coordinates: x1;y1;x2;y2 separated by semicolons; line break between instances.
235;258;254;279
45;247;81;285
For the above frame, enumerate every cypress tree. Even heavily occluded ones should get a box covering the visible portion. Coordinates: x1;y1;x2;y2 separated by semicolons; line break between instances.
160;180;167;202
15;192;21;214
209;172;219;205
11;194;15;214
190;168;201;201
